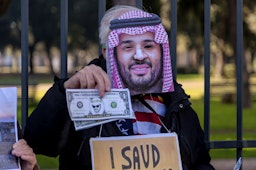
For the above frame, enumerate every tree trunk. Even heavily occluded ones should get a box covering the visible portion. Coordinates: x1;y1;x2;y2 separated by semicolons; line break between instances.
45;43;55;75
214;49;224;79
242;56;252;107
0;0;11;16
228;0;252;108
29;45;35;74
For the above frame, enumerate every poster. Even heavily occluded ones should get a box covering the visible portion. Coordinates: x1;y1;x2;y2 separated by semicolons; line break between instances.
0;87;20;170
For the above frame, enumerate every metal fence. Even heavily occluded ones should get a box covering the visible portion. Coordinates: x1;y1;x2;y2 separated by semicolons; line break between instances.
20;0;256;168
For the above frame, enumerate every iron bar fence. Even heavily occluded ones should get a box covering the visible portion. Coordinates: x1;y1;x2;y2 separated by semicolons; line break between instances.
20;0;29;132
19;0;256;168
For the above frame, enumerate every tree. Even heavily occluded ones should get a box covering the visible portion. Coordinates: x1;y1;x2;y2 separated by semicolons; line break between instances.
0;0;11;16
28;0;99;74
0;0;21;51
212;0;253;108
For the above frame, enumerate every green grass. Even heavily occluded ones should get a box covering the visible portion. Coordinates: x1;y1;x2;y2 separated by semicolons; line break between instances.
177;73;204;80
4;73;256;167
0;73;54;84
191;98;256;132
191;98;256;159
36;155;59;169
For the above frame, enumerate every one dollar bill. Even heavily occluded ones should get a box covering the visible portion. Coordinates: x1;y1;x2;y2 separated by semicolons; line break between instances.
66;88;135;121
73;119;117;131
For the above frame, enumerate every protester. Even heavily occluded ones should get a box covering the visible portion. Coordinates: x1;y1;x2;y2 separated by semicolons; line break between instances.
24;5;215;170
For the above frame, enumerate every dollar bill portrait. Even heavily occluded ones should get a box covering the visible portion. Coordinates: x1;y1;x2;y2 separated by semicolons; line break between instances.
89;97;104;115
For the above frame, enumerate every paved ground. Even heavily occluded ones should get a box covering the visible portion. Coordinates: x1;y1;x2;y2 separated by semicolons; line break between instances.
211;158;256;170
40;158;256;170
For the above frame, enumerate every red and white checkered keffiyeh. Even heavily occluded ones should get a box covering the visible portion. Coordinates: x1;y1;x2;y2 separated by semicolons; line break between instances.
106;10;174;94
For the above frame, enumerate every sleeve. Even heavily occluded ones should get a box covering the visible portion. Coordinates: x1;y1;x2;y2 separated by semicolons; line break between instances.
179;106;215;170
24;77;72;157
165;82;215;169
88;55;107;72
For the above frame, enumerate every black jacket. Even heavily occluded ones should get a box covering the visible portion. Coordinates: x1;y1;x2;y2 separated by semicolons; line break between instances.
24;57;215;170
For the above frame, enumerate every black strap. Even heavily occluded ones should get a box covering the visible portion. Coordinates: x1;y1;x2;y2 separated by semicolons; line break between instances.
136;94;158;114
110;14;161;30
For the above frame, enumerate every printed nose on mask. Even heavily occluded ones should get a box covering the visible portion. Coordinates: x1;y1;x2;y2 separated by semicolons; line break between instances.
134;48;145;59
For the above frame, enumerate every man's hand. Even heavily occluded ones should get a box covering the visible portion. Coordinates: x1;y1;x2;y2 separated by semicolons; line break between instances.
12;139;38;170
64;65;111;97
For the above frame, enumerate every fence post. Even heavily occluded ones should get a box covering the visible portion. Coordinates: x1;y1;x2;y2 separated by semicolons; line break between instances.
60;0;68;78
170;0;177;80
21;0;29;132
236;0;243;164
204;0;211;143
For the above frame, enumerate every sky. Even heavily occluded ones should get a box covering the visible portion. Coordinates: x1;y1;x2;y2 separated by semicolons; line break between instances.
0;87;17;120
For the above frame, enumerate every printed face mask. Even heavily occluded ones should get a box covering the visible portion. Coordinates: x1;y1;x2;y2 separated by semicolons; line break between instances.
106;10;174;95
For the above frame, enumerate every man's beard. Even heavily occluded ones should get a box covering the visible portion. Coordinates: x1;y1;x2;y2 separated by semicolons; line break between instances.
125;71;162;92
118;61;163;93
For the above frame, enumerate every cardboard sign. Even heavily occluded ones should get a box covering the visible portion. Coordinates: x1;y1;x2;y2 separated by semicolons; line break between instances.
90;133;182;170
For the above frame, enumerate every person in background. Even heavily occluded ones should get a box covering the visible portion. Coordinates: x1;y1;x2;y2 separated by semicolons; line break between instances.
24;5;215;170
1;2;38;169
11;123;38;170
12;139;39;170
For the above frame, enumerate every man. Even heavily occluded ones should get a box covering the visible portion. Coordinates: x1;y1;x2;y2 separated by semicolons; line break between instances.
24;5;215;170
